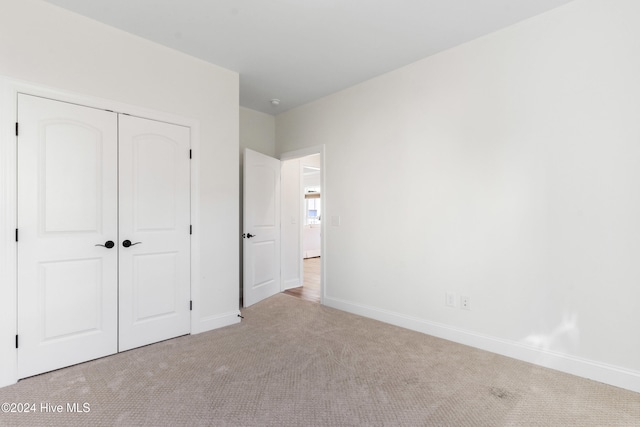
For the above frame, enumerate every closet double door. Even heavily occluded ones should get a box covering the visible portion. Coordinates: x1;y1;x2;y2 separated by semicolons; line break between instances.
17;94;191;379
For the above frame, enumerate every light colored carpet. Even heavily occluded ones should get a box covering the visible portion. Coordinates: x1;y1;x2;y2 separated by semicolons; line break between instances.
0;293;638;426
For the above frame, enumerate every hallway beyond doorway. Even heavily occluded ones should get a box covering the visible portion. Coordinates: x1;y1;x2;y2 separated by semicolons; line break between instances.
283;257;320;303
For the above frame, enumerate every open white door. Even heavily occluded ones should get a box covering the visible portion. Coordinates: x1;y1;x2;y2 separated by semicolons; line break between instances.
118;115;191;351
243;149;281;307
17;95;118;378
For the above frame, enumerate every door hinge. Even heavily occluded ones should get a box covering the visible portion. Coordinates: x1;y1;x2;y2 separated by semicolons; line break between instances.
15;335;18;349
15;229;18;242
190;225;192;235
190;300;193;311
189;149;192;159
15;122;19;136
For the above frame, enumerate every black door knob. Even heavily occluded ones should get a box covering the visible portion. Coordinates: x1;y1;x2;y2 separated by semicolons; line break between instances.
246;233;256;239
95;240;115;249
122;240;142;248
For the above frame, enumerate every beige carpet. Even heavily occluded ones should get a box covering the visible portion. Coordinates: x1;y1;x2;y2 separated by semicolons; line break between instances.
0;293;638;426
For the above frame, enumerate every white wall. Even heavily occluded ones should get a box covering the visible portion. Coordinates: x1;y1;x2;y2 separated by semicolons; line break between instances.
0;0;239;387
302;154;322;188
303;175;321;189
240;107;276;157
281;159;303;289
276;0;640;392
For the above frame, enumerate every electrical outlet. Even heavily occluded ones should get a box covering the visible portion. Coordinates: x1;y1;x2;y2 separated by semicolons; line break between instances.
445;292;456;308
461;296;470;310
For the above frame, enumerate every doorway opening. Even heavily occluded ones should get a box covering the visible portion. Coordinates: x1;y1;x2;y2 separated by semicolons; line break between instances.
242;146;324;308
280;147;324;305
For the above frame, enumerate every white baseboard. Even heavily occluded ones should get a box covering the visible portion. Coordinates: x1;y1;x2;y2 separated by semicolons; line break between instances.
324;296;640;393
192;310;241;334
304;250;321;258
282;278;301;291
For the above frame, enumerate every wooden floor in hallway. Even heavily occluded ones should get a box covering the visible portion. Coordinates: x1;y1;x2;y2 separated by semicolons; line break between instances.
283;257;320;303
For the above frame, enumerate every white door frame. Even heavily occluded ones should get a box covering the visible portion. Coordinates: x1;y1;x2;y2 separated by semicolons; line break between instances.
279;145;326;304
0;76;201;388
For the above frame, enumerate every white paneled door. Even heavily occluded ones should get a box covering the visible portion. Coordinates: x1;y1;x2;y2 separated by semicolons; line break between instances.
243;149;281;307
17;95;119;378
118;115;191;351
17;95;190;378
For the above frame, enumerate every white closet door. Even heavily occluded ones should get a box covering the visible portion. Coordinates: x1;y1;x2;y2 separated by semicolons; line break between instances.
118;115;191;352
17;94;118;378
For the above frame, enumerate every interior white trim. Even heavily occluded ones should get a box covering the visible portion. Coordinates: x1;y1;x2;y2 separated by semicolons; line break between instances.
0;79;18;388
324;296;640;393
0;75;204;388
193;310;241;334
283;278;301;291
279;145;324;161
279;145;325;304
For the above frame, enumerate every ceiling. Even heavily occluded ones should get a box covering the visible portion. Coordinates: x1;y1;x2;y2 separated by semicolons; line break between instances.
42;0;574;115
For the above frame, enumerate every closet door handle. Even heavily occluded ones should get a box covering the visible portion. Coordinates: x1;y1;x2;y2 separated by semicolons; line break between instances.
122;240;142;248
95;240;115;249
